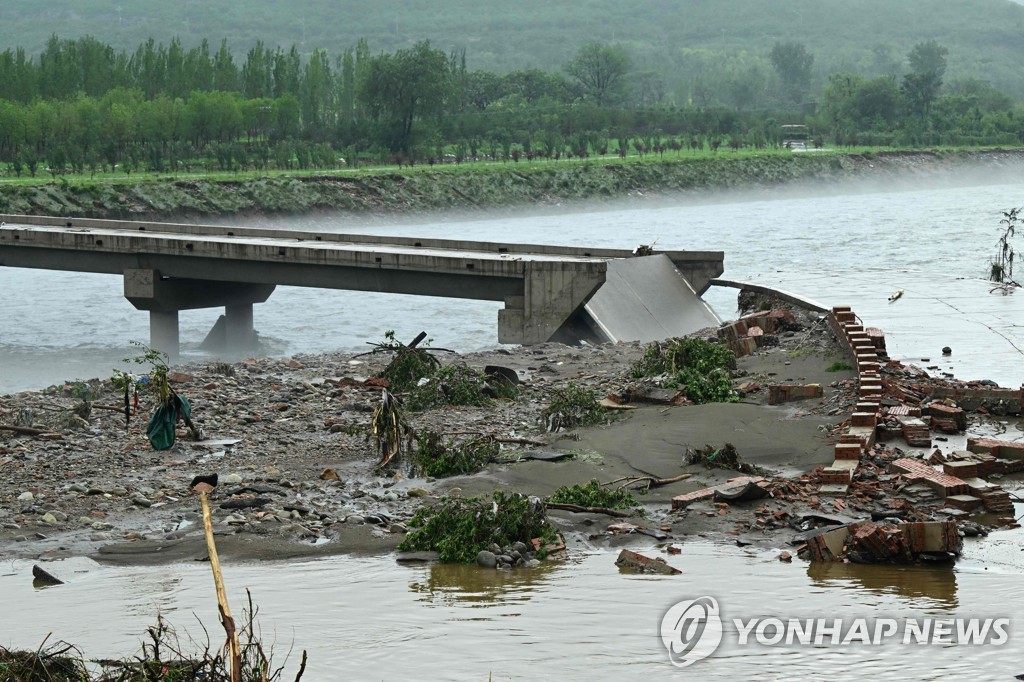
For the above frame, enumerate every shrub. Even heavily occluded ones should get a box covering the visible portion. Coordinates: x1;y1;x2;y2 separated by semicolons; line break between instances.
407;364;493;410
631;337;738;404
412;431;498;477
541;382;607;431
549;479;640;510
398;491;557;563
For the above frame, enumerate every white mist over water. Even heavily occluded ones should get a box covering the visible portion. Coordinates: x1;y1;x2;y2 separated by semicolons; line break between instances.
2;177;1024;392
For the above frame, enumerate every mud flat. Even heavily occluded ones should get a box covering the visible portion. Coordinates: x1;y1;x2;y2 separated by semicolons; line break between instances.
2;289;1020;572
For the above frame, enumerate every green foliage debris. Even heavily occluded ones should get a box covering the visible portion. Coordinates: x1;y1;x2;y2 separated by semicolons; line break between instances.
374;330;439;393
398;491;557;563
825;360;854;372
540;382;607;431
407;364;495;410
412;431;499;477
631;337;739;404
549;479;640;510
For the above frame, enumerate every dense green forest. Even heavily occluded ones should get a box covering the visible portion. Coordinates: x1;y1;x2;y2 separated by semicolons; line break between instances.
2;1;1024;177
3;0;1024;97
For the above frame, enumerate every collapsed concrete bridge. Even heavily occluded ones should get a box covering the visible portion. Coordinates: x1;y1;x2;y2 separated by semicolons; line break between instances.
0;214;723;356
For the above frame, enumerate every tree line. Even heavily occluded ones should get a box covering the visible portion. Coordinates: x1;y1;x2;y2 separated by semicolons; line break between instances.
0;34;1022;178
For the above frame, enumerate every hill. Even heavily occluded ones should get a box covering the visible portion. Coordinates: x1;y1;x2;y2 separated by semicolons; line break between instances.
3;0;1024;96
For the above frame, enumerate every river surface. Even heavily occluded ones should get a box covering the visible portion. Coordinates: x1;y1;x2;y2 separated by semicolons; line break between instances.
2;534;1022;681
3;176;1024;680
2;177;1024;392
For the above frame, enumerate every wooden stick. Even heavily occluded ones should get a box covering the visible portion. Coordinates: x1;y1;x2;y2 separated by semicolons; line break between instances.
293;650;308;682
604;473;691;489
545;502;634;518
200;491;242;682
0;425;63;439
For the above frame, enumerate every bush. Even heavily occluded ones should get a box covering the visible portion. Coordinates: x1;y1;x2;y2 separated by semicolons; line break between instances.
412;431;498;477
407;364;493;410
540;382;607;431
825;361;853;372
375;331;439;393
549;479;640;510
398;491;557;563
631;337;738;404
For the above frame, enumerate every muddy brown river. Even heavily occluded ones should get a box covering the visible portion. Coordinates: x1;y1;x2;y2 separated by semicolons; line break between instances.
2;534;1022;680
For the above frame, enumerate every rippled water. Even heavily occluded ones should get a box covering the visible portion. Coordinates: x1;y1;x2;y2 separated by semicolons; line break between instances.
2;537;1021;680
3;178;1024;391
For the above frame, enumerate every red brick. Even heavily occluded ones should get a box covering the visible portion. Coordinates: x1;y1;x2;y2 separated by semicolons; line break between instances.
851;412;877;427
820;466;854;484
768;384;824;405
942;461;979;478
891;458;968;496
927;403;966;431
670;476;765;510
835;443;862;460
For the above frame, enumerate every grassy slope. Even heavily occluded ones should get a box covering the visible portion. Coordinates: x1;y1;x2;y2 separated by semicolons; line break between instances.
0;149;1016;221
2;1;1024;93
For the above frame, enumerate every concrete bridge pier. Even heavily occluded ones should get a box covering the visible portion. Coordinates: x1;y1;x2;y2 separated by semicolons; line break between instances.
124;268;275;358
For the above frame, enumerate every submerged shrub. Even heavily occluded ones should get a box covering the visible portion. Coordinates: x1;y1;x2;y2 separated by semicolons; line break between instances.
399;491;557;563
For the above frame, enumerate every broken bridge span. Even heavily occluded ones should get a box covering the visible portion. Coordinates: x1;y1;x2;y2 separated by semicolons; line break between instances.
0;215;723;355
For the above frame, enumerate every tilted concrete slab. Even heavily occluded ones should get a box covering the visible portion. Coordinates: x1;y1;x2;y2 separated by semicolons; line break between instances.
580;255;721;343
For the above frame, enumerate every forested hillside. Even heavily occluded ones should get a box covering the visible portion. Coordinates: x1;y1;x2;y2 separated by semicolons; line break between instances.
2;0;1024;97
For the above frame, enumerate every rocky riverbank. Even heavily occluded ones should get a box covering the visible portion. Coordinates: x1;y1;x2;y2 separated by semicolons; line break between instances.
2;148;1024;222
2;293;1018;567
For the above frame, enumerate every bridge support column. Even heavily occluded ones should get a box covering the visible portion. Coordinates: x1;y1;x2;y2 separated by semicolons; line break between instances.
225;303;256;349
124;269;274;357
497;261;606;344
149;311;180;359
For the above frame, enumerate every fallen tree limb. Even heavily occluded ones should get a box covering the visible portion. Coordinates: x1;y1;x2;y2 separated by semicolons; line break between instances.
546;502;634;518
605;473;692;491
0;424;63;439
440;430;547;446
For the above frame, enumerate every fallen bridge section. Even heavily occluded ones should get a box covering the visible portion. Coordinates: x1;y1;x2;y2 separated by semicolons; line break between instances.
0;215;724;355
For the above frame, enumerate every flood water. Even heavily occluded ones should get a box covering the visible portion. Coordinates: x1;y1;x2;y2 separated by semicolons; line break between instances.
3;174;1024;391
3;173;1024;679
2;535;1022;680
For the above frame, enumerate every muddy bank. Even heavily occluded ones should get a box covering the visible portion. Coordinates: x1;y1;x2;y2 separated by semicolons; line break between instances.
2;294;1019;569
2;149;1024;222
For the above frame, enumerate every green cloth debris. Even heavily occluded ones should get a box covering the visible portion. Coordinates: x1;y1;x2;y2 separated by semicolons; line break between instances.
146;395;191;450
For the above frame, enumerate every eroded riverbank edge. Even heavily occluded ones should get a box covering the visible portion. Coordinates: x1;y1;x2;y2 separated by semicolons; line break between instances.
3;148;1024;222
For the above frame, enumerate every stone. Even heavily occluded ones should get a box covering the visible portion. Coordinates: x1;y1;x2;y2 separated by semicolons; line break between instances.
224;473;244;484
477;550;498;569
346;515;365;525
40;513;57;524
406;487;431;498
17;492;33;502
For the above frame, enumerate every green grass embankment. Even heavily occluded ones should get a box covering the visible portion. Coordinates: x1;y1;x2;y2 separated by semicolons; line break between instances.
0;148;1020;221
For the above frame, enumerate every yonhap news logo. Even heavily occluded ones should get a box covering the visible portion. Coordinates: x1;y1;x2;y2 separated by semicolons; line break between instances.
660;597;724;668
660;597;1010;667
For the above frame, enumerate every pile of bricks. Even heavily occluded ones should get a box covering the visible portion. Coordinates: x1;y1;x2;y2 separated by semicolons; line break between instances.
803;520;961;563
717;309;797;357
